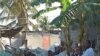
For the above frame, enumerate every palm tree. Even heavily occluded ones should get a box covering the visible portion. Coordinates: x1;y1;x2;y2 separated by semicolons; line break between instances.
76;0;100;50
0;0;60;30
0;0;61;48
50;0;75;56
31;0;61;31
0;0;28;47
0;0;39;47
51;0;100;56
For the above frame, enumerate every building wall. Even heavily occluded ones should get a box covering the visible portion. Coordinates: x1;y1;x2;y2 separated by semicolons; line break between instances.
26;32;60;49
1;32;60;50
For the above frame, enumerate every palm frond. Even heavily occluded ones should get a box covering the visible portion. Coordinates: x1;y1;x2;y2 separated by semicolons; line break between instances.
50;13;64;28
0;0;9;8
84;3;100;11
61;0;71;12
50;1;79;28
0;1;4;8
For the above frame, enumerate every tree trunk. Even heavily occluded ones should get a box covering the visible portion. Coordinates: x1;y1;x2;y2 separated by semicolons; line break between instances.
17;0;28;49
9;37;11;46
63;27;71;56
0;38;3;50
78;2;86;49
0;30;3;50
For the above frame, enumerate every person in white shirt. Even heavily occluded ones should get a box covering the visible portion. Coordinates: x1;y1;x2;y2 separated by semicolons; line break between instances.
82;40;94;56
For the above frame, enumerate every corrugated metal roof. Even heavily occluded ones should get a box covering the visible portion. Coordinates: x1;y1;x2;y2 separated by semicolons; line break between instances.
1;26;23;37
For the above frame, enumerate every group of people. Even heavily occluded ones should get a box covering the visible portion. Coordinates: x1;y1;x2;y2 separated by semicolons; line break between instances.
72;40;95;56
48;40;95;56
4;45;36;56
3;40;95;56
48;41;67;56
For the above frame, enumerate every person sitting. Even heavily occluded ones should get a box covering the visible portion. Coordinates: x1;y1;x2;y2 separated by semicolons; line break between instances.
82;40;94;56
55;41;68;56
54;41;65;55
24;50;36;56
72;43;79;56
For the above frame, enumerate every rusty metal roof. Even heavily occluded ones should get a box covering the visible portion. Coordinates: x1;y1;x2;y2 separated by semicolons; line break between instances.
1;26;23;37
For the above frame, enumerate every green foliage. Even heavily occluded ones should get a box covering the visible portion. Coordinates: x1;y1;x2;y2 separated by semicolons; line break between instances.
0;0;33;26
38;17;50;31
61;0;71;12
84;3;100;11
50;14;62;28
51;1;77;28
0;0;61;30
94;14;100;27
31;0;42;6
51;0;100;29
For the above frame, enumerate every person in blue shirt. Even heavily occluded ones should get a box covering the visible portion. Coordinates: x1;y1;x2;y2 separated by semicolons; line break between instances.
82;40;94;56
